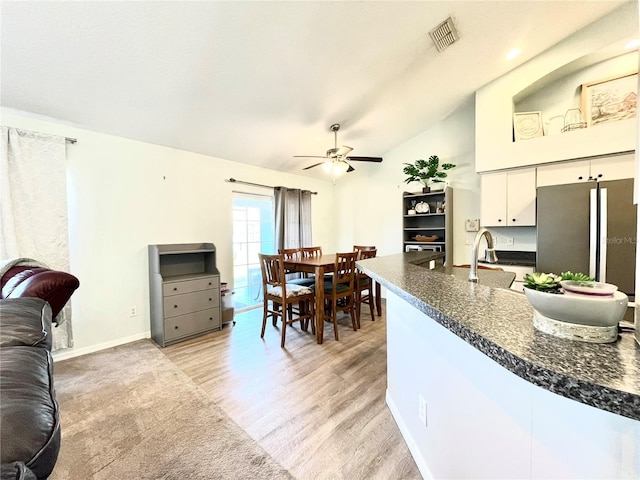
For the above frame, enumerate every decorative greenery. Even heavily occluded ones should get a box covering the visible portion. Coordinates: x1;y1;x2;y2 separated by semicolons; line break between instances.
524;271;594;294
403;155;456;188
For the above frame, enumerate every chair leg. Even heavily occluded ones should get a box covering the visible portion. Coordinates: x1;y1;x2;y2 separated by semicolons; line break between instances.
280;303;288;348
349;296;357;331
261;306;268;338
332;298;339;341
354;290;360;329
309;299;316;335
367;286;375;322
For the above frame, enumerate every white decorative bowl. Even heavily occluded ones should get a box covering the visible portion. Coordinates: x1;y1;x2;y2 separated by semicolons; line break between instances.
523;287;628;343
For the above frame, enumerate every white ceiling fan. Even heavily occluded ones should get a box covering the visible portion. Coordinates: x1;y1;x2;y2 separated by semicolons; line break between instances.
294;123;383;175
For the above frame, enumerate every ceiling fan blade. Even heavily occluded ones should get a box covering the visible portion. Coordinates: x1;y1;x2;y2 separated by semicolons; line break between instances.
294;155;327;159
302;162;326;170
336;146;353;156
346;156;383;163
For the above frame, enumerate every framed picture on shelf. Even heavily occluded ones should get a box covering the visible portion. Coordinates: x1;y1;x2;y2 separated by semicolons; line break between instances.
581;71;638;127
513;111;543;141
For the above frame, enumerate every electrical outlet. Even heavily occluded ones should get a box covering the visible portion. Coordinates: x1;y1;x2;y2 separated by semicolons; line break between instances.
506;237;514;246
418;394;427;426
129;306;138;317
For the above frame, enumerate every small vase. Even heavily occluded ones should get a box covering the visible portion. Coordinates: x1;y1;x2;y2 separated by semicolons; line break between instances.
422;186;430;193
429;182;445;192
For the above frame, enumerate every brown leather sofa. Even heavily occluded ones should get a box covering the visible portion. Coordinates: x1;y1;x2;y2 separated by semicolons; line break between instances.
0;266;79;479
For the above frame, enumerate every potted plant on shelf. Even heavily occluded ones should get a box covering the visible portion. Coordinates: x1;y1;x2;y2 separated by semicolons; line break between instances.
403;155;456;193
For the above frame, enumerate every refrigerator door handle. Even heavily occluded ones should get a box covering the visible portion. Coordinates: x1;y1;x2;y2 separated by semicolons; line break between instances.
589;188;597;279
599;188;607;282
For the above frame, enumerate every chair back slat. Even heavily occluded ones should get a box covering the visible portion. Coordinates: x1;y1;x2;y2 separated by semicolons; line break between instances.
354;245;376;260
278;248;301;261
259;253;286;289
301;246;322;259
334;251;357;288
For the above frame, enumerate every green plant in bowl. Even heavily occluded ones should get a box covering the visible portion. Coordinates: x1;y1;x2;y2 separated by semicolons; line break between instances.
560;271;594;282
524;271;594;294
523;272;563;293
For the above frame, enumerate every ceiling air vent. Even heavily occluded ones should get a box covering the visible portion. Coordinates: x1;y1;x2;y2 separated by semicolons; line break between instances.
429;17;459;52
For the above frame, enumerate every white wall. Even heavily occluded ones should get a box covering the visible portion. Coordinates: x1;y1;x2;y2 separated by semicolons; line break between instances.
1;108;335;359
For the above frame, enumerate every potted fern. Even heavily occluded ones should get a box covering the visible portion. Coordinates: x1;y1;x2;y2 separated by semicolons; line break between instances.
403;155;455;192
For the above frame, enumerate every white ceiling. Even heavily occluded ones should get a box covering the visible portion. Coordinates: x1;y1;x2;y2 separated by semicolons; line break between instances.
0;1;631;176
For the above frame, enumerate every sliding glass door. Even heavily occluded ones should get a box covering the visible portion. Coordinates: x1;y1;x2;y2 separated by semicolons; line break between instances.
232;193;274;311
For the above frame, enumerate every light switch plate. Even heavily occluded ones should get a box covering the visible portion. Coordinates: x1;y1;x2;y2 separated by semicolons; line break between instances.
465;218;480;232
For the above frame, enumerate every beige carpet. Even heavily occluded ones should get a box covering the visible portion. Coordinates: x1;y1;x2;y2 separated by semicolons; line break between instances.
50;339;293;480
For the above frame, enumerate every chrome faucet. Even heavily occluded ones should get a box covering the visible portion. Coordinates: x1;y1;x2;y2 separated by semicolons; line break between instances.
469;228;498;283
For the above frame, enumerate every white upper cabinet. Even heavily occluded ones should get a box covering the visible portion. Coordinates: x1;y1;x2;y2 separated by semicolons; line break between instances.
481;169;536;227
537;153;635;187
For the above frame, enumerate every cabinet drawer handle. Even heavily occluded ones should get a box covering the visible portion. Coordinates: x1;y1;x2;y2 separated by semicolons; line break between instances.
512;218;516;222
208;282;212;286
173;287;178;291
174;305;178;308
174;326;179;330
209;317;213;321
578;176;583;180
597;173;603;178
498;219;502;222
209;298;212;301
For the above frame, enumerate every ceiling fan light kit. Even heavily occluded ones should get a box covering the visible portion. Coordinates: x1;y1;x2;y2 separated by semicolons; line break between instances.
295;123;383;178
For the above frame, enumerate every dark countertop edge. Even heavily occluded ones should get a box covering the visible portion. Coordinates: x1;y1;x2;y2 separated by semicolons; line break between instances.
357;253;640;422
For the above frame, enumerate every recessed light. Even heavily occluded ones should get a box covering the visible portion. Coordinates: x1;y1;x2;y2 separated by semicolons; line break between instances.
506;48;521;61
625;39;639;50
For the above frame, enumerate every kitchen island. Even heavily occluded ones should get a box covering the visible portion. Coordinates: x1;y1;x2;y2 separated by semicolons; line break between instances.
357;252;640;479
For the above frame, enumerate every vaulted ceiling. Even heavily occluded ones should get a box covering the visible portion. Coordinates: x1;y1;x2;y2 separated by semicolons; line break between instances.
1;1;631;176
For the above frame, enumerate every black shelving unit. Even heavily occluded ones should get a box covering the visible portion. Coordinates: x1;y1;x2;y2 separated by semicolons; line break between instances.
402;187;453;265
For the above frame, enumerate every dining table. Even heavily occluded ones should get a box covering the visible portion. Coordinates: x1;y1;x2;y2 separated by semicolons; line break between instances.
284;253;381;344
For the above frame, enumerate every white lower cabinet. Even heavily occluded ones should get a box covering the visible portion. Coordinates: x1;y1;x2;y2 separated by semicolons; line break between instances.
481;168;536;227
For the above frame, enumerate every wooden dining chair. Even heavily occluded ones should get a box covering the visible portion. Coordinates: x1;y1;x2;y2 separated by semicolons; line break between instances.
354;248;377;328
301;246;322;258
258;253;316;348
315;251;358;341
279;247;315;287
354;245;381;318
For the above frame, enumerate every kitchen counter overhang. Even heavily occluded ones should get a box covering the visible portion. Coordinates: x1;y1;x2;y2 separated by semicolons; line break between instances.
357;252;640;421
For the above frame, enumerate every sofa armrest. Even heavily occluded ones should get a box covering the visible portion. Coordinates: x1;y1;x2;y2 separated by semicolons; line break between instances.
1;268;79;319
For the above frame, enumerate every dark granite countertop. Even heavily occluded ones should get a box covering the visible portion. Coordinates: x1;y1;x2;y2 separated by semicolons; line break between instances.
356;252;640;421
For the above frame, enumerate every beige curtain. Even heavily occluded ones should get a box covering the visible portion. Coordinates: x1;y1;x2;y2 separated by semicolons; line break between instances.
0;126;73;350
274;187;312;251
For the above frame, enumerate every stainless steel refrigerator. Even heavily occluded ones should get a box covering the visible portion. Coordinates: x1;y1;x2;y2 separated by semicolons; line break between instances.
536;178;636;300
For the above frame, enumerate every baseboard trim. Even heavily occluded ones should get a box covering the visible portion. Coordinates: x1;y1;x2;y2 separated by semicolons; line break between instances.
52;331;151;362
386;389;433;480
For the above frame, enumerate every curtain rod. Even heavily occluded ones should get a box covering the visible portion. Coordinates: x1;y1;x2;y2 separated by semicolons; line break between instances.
3;125;77;144
225;178;318;195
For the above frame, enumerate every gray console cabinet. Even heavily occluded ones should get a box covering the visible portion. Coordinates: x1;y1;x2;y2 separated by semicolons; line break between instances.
149;243;221;347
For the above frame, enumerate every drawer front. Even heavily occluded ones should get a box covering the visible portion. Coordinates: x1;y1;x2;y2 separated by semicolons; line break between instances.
163;289;220;318
164;308;221;341
163;276;219;297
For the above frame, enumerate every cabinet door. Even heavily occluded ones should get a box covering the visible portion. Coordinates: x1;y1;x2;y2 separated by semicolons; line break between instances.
481;173;508;227
507;169;536;226
536;160;590;187
590;153;634;182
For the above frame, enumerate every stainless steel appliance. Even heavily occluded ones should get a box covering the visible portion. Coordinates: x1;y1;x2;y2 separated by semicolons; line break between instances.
536;178;636;299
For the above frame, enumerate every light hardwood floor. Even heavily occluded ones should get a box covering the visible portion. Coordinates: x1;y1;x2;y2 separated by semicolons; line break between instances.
162;303;422;480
